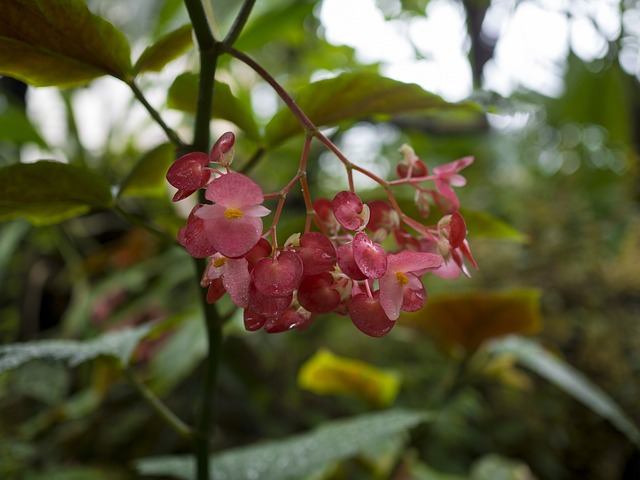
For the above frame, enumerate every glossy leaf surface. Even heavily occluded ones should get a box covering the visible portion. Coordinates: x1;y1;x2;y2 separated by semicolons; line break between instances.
0;0;132;86
265;71;475;146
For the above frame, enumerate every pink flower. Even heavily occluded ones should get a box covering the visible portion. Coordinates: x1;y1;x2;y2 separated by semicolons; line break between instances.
203;254;250;307
421;212;478;278
166;152;212;202
195;172;270;258
432;156;473;213
379;250;443;321
332;191;369;231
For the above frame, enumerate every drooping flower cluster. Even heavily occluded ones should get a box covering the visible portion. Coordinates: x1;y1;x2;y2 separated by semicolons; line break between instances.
167;133;476;337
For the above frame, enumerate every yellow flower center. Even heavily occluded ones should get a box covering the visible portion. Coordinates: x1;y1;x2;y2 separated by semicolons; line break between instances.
396;271;409;286
213;257;227;268
224;208;243;219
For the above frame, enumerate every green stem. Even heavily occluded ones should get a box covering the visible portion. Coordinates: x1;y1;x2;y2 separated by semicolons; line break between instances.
193;258;224;480
127;80;185;147
60;89;88;167
183;3;224;479
123;367;195;440
223;0;257;47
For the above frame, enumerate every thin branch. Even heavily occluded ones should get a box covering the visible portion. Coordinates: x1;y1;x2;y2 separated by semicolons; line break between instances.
224;46;317;134
123;367;195;440
224;0;257;47
127;80;185;147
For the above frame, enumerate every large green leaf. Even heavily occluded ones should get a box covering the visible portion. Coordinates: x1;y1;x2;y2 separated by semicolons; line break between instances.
133;24;193;74
167;73;261;141
0;0;132;86
264;71;474;146
461;209;528;243
0;324;153;374
136;409;431;480
0;160;113;226
0;107;46;146
234;1;318;51
119;144;176;198
491;336;640;447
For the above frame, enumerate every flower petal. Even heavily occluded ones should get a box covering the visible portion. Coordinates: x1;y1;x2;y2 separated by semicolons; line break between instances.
352;231;387;279
388;250;443;274
202;213;264;258
205;172;264;207
222;257;250;308
242;204;271;218
379;273;404;321
178;216;217;258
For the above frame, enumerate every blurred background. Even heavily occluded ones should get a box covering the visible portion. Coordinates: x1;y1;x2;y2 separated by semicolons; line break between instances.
1;0;639;478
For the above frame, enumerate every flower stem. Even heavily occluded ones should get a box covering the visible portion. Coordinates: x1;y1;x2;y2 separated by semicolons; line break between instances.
123;367;195;440
194;256;224;480
223;0;257;47
183;2;224;479
127;80;185;147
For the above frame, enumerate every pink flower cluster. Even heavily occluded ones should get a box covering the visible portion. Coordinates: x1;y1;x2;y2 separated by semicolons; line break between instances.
167;133;476;337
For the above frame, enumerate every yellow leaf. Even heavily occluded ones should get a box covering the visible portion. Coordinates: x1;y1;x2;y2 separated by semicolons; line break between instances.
297;350;401;407
400;289;543;352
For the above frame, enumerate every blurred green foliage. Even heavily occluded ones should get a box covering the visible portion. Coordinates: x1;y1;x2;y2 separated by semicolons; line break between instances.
0;0;639;479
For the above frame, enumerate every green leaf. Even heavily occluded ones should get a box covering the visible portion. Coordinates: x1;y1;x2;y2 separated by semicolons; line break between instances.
0;161;113;226
0;107;47;146
136;409;431;480
461;209;528;243
0;324;153;375
0;0;132;86
119;144;176;198
264;71;473;146
234;1;318;52
490;336;640;447
167;73;261;141
133;24;193;74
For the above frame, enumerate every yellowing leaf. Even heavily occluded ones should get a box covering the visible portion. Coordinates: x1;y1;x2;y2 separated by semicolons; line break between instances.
0;0;132;86
400;289;542;352
297;349;400;407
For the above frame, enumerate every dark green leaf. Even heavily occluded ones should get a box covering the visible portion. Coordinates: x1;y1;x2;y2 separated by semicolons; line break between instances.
136;409;431;479
119;144;176;198
167;73;261;141
0;324;153;374
264;71;473;146
0;160;113;226
491;336;640;447
0;107;46;146
134;24;193;74
0;0;132;86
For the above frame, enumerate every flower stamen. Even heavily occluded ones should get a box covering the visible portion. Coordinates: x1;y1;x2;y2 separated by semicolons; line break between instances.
224;208;243;219
396;271;409;286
